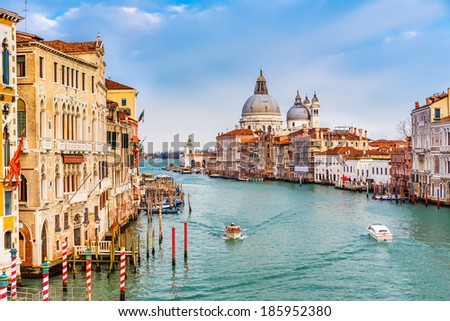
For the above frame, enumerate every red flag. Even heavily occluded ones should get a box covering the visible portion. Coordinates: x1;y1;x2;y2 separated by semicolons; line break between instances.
5;132;24;190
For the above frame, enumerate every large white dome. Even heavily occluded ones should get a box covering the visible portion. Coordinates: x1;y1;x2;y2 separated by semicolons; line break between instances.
241;94;281;116
239;70;283;134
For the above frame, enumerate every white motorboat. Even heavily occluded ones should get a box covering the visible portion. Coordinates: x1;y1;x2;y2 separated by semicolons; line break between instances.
225;223;242;239
368;223;393;242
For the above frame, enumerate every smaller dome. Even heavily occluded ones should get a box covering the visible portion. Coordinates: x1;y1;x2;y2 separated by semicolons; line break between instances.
312;92;319;103
303;95;310;106
287;105;310;121
287;90;310;122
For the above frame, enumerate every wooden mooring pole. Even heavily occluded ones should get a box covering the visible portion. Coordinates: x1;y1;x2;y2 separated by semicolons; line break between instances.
184;221;188;261
172;226;176;266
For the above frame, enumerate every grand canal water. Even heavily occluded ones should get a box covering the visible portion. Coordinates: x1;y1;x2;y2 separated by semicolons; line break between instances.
23;163;450;301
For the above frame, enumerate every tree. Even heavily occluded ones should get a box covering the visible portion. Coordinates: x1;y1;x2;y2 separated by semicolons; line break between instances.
396;119;412;140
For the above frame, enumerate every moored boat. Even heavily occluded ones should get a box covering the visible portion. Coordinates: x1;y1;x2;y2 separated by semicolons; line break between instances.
181;167;192;174
208;174;222;178
225;223;242;239
368;223;393;242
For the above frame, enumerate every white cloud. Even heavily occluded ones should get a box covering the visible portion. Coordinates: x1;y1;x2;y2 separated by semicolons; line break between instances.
60;8;79;19
322;0;442;47
31;13;58;30
166;5;188;14
121;7;138;14
384;31;420;43
120;6;163;27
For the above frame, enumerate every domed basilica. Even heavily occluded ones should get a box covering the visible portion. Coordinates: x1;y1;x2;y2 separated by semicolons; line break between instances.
238;71;320;135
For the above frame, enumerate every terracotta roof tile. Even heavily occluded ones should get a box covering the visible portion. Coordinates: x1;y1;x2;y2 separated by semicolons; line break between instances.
105;79;135;90
42;39;101;53
219;128;255;137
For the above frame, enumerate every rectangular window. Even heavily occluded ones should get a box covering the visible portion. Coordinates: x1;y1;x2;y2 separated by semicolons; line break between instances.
84;208;89;224
61;65;65;85
55;214;61;232
4;191;12;215
54;62;58;82
18;111;26;136
67;67;70;86
434;108;441;119
82;73;86;90
17;55;26;77
122;133;129;149
39;56;44;78
75;70;79;89
64;212;69;229
71;68;74;87
91;76;95;93
107;131;117;149
2;48;10;84
121;98;127;106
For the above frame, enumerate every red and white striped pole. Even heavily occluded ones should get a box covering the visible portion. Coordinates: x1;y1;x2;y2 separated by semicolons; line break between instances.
62;241;68;293
10;243;17;301
86;248;92;301
42;258;50;301
0;269;7;301
120;247;126;301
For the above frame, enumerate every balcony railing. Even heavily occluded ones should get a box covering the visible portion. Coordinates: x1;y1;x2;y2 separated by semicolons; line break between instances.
56;140;108;153
64;189;88;204
115;182;131;195
40;137;53;150
440;146;450;153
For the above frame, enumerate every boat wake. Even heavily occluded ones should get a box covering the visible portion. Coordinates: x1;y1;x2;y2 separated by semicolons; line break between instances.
221;234;248;240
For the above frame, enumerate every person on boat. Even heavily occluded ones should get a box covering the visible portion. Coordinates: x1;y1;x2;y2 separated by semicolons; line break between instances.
230;222;235;226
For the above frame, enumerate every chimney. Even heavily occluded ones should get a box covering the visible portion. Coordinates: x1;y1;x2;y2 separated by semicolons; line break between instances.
358;128;362;140
426;98;430;105
415;101;419;109
364;130;367;139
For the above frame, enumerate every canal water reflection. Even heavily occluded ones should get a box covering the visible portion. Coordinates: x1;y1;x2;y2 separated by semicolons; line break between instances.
22;165;450;300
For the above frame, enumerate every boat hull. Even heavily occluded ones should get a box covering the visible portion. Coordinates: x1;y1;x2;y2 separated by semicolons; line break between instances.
226;231;242;239
368;231;393;242
225;225;242;239
368;223;393;242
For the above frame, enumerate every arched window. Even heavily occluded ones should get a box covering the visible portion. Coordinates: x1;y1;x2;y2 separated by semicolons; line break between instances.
18;99;26;136
55;164;62;199
40;164;47;201
3;127;10;166
2;38;10;84
4;230;12;249
39;100;46;138
19;174;28;202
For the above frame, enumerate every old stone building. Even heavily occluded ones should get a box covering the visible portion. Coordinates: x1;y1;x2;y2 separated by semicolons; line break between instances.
16;31;109;273
0;8;23;275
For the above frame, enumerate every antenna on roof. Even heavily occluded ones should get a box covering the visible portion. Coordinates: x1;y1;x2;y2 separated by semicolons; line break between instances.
23;0;29;32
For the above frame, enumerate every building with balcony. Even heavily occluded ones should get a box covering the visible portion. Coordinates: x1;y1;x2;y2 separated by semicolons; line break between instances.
389;138;412;199
16;31;109;273
0;8;23;276
105;100;137;228
411;89;450;204
105;79;141;217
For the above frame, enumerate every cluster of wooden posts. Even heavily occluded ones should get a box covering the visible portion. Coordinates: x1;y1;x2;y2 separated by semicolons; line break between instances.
0;216;189;301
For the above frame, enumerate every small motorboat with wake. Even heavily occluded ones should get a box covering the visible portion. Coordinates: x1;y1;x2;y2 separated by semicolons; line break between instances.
368;223;393;242
225;223;242;239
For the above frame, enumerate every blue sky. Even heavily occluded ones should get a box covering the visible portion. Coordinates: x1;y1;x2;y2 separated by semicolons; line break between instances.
4;0;450;151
